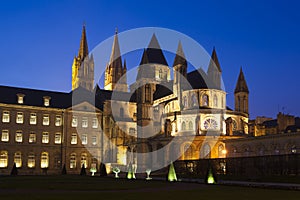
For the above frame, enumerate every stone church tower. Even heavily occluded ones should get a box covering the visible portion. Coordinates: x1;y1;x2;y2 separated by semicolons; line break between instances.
234;67;249;114
173;41;187;108
104;30;128;92
72;25;94;91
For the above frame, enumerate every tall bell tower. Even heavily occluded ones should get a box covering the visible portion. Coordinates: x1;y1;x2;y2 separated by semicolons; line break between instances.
234;67;249;114
72;25;94;91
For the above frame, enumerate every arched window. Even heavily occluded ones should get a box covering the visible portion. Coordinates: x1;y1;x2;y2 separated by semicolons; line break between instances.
188;121;193;130
182;121;186;131
145;84;151;102
201;143;211;158
232;119;237;131
203;118;218;130
27;152;35;168
0;151;8;168
213;95;218;107
191;94;198;107
183;143;194;160
202;94;209;106
70;153;76;169
218;144;225;158
81;153;87;168
14;152;22;168
41;152;49;168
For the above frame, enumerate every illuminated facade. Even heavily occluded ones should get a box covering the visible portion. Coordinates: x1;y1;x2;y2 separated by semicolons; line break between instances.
0;25;251;175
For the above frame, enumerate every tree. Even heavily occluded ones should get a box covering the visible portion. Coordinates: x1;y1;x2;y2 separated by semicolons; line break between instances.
167;162;177;181
10;163;18;176
99;163;107;177
61;164;67;175
80;164;86;176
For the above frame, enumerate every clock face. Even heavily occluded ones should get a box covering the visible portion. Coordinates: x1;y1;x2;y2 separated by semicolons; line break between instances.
203;118;218;130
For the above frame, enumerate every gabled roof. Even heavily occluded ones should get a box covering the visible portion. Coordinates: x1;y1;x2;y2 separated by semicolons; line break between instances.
235;67;249;93
153;82;174;100
0;85;71;109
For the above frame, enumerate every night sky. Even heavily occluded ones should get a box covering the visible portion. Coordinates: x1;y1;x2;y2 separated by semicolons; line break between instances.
0;0;299;119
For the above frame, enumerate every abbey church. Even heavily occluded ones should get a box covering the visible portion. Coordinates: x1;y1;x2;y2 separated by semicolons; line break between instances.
0;25;251;175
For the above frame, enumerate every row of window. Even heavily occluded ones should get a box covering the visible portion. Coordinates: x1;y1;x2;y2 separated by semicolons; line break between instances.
1;130;98;145
16;94;51;107
1;111;99;128
0;151;49;168
71;116;99;128
1;130;62;144
0;151;93;169
2;111;62;126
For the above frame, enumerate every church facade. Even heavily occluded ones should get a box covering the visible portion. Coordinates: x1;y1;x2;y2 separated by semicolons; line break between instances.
0;26;250;175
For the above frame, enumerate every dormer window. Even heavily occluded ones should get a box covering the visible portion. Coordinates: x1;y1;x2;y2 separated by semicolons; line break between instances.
43;96;51;107
17;93;25;104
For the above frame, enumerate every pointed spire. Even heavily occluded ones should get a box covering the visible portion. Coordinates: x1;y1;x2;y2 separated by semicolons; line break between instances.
235;67;249;93
148;33;161;49
109;28;122;65
140;49;149;65
139;34;168;66
173;41;187;67
78;24;89;60
210;47;221;72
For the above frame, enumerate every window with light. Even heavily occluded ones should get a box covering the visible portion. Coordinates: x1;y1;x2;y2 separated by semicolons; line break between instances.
15;131;23;143
41;152;49;168
92;136;97;145
92;118;98;128
29;132;36;143
71;133;77;144
81;153;87;168
17;94;24;104
82;117;88;128
55;115;62;126
72;116;78;127
14;152;22;168
70;153;76;169
0;151;8;168
1;130;9;142
16;112;24;124
43;114;50;126
82;134;87;145
2;111;10;123
42;132;49;143
30;113;37;125
27;153;35;168
54;132;61;144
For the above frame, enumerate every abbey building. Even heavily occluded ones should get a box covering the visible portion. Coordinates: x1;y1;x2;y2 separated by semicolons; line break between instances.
0;25;252;175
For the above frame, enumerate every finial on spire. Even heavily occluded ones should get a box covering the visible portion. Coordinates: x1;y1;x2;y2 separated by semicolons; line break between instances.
115;27;118;34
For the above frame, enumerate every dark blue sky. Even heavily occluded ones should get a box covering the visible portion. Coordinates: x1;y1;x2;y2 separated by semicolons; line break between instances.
0;0;299;119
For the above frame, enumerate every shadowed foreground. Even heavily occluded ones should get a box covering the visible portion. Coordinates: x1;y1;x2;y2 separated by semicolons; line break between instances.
0;176;299;200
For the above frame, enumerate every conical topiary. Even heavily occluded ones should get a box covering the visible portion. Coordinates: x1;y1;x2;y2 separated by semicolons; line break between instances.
99;163;107;177
61;164;67;175
80;164;86;176
205;165;217;184
167;162;177;182
10;163;18;176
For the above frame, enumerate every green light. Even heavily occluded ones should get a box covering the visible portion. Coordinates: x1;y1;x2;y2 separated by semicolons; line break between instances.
206;168;216;184
168;162;177;182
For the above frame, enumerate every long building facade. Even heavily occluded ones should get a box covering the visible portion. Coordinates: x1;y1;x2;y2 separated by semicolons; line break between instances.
0;25;250;175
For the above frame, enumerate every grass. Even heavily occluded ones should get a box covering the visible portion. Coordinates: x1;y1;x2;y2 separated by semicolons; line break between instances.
0;175;299;200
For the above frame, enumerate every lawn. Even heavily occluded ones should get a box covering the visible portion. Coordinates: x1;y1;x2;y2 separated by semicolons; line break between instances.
0;175;299;200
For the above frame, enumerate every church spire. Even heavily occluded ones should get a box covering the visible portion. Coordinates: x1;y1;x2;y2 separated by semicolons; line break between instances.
173;41;187;68
78;24;89;60
235;67;249;93
207;47;222;89
104;29;127;92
